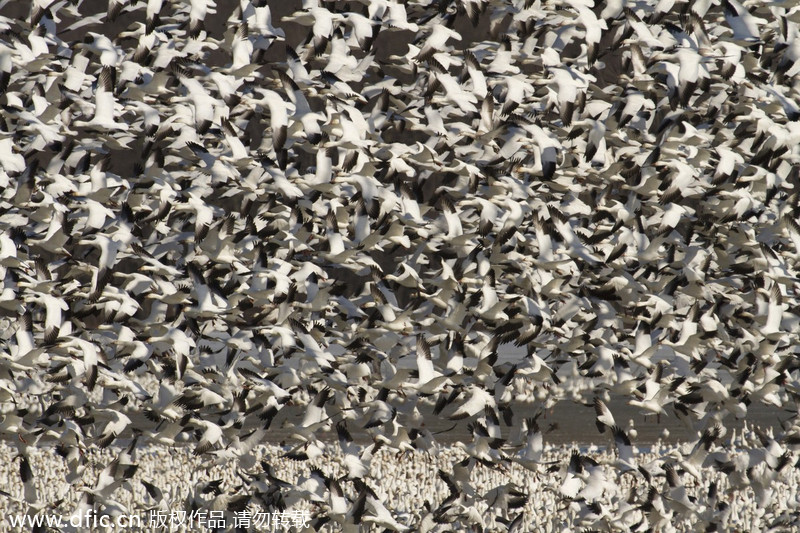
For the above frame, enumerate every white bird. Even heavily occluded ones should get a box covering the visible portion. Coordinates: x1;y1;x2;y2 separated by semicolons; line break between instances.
187;0;217;37
723;0;764;43
417;24;461;62
449;385;495;420
593;397;616;433
415;335;449;394
244;88;290;151
358;482;411;531
95;409;132;448
629;362;671;420
75;66;128;131
23;292;69;343
190;417;224;455
611;425;638;472
509;417;554;471
285;7;343;57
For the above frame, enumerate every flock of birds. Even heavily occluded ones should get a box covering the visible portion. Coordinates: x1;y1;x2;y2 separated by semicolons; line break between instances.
3;433;800;532
1;0;800;530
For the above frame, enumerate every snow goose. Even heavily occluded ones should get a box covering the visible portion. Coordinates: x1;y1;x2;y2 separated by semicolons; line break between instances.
95;408;132;449
188;416;224;456
663;462;704;517
277;71;325;145
629;361;671;421
285;7;343;58
73;66;128;132
355;479;410;531
416;24;461;63
508;417;556;472
343;12;379;51
414;335;450;394
723;0;765;43
448;384;495;420
593;397;617;433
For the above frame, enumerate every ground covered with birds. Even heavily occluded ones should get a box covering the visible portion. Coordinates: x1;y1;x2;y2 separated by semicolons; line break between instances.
2;0;800;531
